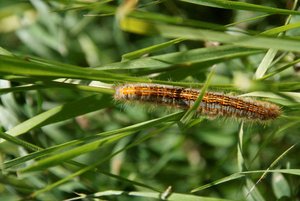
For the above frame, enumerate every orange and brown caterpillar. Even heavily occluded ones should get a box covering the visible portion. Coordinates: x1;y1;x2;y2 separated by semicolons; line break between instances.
114;83;281;121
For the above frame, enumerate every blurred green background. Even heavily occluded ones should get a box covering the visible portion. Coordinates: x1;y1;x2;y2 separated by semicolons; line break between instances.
0;0;300;200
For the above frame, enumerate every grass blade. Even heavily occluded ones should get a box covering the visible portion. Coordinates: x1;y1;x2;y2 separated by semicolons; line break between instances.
181;0;300;15
121;17;300;53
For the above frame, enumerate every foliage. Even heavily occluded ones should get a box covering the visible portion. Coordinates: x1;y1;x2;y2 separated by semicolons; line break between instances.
0;0;300;200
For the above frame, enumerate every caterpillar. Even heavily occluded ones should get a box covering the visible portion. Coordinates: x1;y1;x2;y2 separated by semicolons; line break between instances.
114;83;281;121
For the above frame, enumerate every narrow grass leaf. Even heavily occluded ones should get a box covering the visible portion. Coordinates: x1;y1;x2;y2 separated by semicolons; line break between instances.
20;112;183;172
255;9;296;79
259;58;300;80
179;66;215;127
31;124;173;196
4;113;182;169
191;167;300;193
254;49;277;79
0;47;261;84
122;38;185;60
261;21;300;35
101;44;262;73
0;46;14;56
2;95;112;141
65;190;236;201
268;169;300;176
121;17;300;53
22;131;134;172
191;173;244;193
94;170;161;192
247;144;296;197
237;122;245;172
83;3;228;31
0;55;144;83
180;0;300;15
0;131;41;152
0;80;114;95
242;169;300;176
245;179;265;201
0;84;53;94
265;82;300;91
248;121;300;164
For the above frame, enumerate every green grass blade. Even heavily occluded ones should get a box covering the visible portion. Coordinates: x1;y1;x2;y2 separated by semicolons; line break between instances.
0;130;41;152
2;95;112;141
31;124;173;196
191;167;300;193
179;66;215;127
4;112;183;169
254;49;278;79
181;0;300;15
262;21;300;35
237;122;245;172
101;45;262;72
21;131;134;172
246;144;296;196
191;173;245;193
0;46;261;84
245;179;265;201
0;84;53;94
259;58;300;80
0;55;145;83
19;112;183;172
66;190;237;201
267;169;300;176
122;38;185;60
0;80;114;95
255;8;297;79
0;46;14;56
121;17;300;53
239;169;300;176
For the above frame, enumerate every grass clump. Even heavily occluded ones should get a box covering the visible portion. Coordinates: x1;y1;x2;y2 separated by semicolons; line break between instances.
0;1;299;200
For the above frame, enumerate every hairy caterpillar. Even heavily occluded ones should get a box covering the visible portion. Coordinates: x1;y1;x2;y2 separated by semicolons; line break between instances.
114;83;281;121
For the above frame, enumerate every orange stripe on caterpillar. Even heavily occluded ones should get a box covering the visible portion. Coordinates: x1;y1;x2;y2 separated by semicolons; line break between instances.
114;83;281;121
